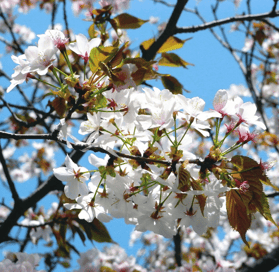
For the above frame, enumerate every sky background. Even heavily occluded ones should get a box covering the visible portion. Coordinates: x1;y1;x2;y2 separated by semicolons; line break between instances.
1;0;279;271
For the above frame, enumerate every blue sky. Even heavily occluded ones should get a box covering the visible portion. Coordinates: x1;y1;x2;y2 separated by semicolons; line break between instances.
1;0;279;271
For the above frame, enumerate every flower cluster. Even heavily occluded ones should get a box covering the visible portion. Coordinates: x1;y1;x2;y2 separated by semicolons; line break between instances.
51;83;267;239
0;252;45;272
4;15;278;271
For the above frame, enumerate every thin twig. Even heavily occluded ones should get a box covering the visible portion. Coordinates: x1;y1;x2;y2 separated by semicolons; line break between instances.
175;10;279;34
0;8;24;54
62;0;71;41
0;142;21;204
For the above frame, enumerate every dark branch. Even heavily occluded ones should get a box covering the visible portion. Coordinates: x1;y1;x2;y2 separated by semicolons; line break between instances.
266;192;279;198
0;130;206;167
237;246;279;272
0;143;21;204
62;0;71;42
0;149;84;243
141;0;189;61
173;228;182;267
0;8;24;54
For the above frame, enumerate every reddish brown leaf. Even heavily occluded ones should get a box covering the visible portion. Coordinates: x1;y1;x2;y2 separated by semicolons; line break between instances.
50;97;66;117
226;190;251;246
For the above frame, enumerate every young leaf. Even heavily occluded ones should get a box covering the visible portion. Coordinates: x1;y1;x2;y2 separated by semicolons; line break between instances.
112;13;148;29
226;190;251;246
88;24;96;39
178;165;191;192
158;52;194;68
141;38;155;51
254;192;277;226
79;218;114;243
231;155;277;228
141;36;191;53
110;41;129;68
91;218;114;243
161;75;183;94
191;180;207;216
89;46;118;74
232;155;279;191
50;97;66;117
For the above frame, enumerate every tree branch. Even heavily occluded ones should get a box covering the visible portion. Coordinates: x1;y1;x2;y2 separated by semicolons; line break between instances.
0;8;24;54
62;0;71;42
175;10;279;34
141;0;189;61
0;142;21;204
173;228;182;267
0;149;84;243
0;130;207;168
237;246;279;272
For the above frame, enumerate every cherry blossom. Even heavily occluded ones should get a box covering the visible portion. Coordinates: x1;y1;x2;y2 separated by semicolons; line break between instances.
235;100;266;130
177;95;221;121
64;193;112;222
69;33;101;63
39;29;69;51
0;252;46;272
7;54;30;93
53;155;89;199
78;112;102;142
2;5;279;271
213;89;236;117
99;0;130;13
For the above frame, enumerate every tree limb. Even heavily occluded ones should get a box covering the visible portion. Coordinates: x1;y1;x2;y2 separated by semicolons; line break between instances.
141;0;189;61
0;142;21;204
0;149;84;243
237;246;279;272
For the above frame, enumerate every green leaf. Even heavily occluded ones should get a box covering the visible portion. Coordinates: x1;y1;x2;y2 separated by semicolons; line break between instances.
91;218;114;243
141;36;191;53
74;225;86;244
89;46;118;74
88;24;96;39
60;261;70;268
161;75;183;94
79;218;114;243
95;94;108;110
255;192;277;226
112;13;148;29
100;267;115;272
158;52;194;68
